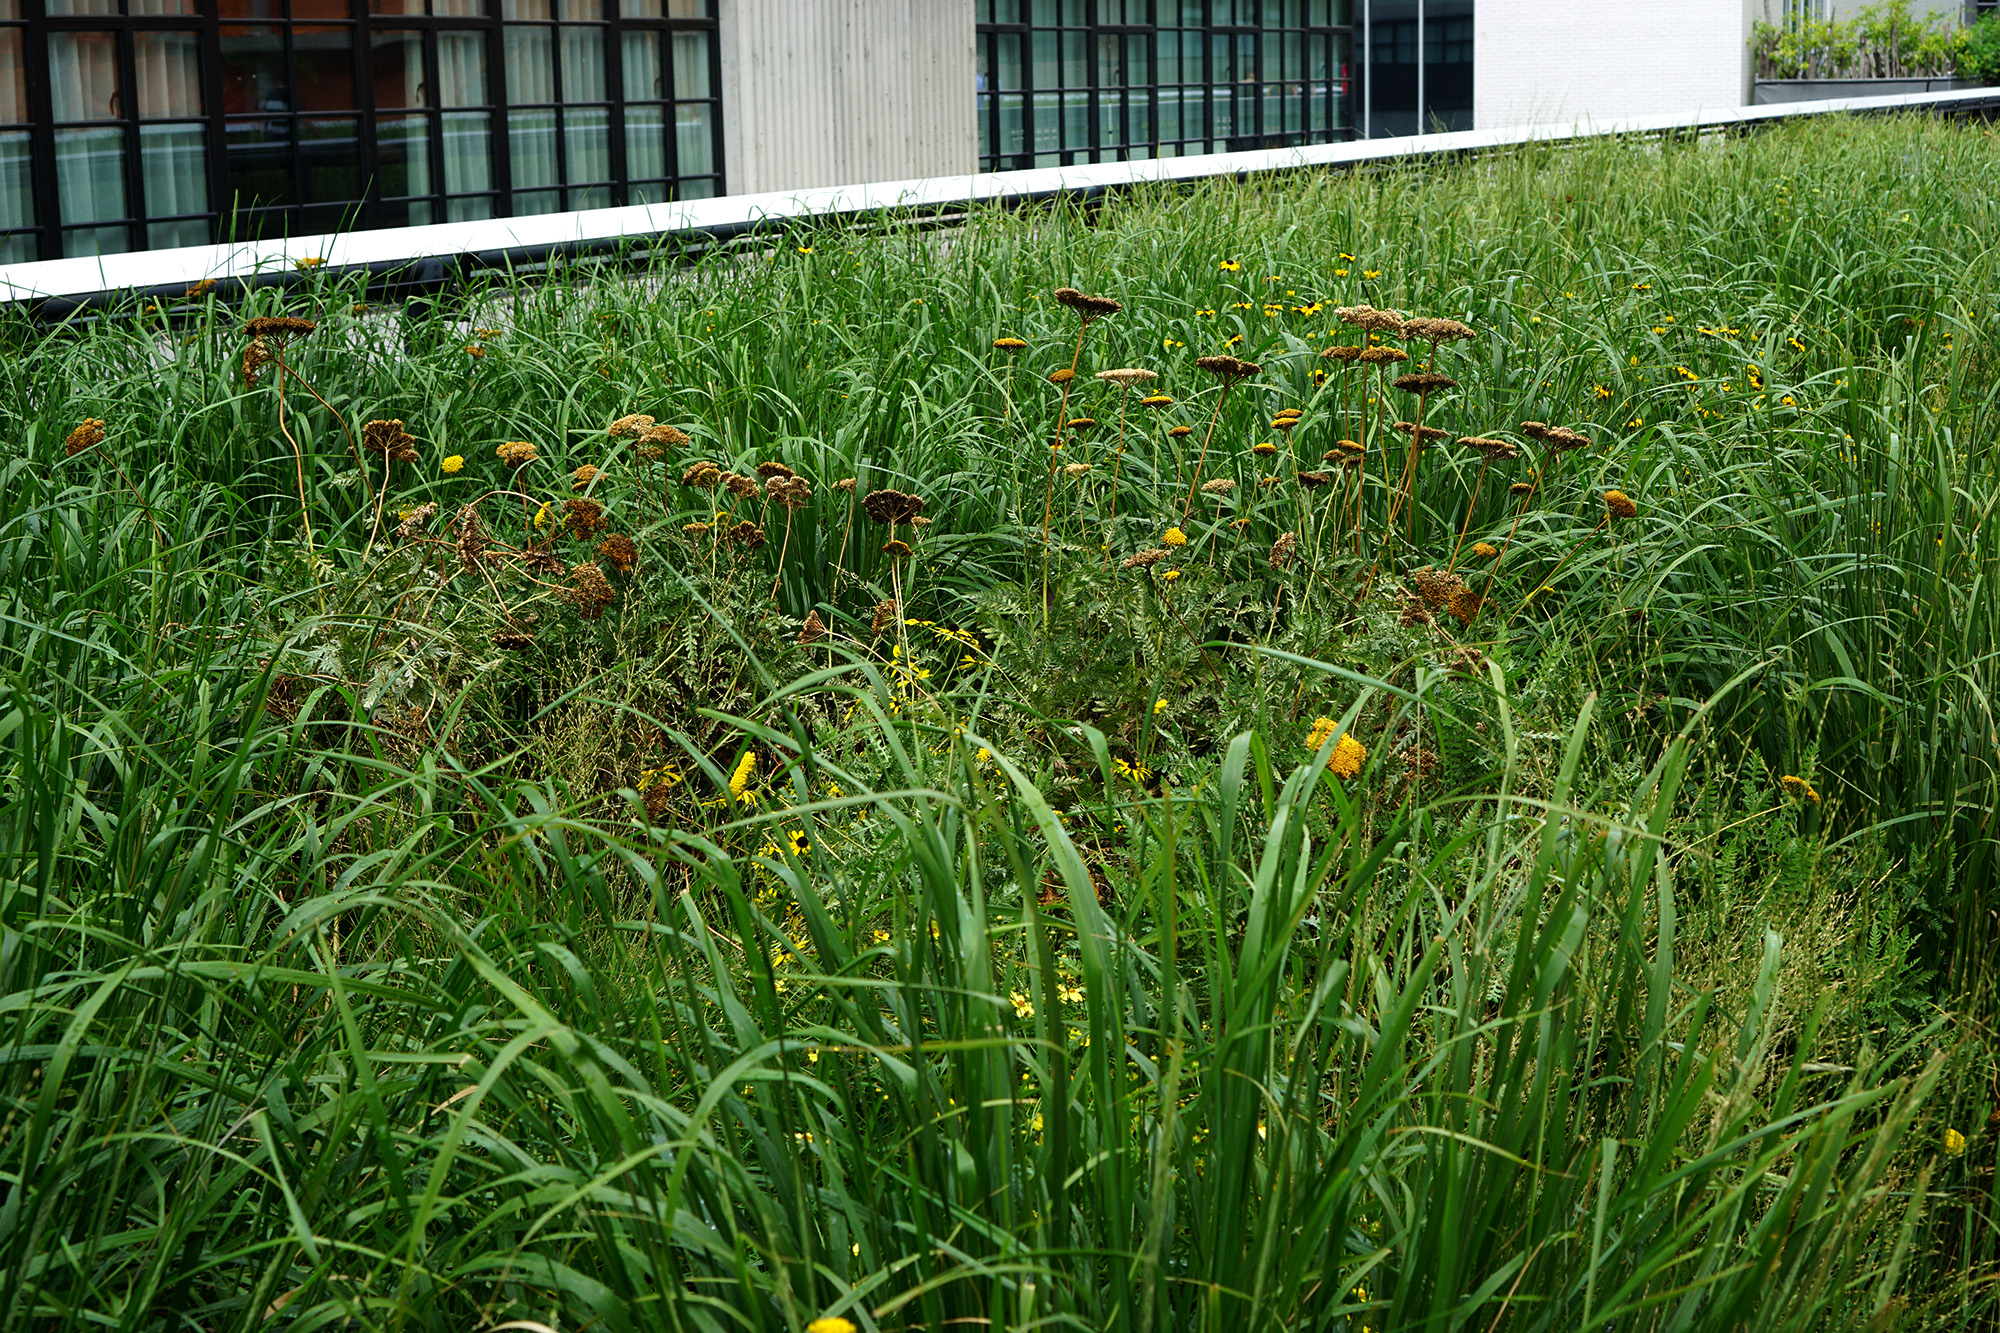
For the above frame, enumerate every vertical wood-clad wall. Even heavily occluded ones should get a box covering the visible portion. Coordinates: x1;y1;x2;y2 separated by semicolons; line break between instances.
720;0;978;195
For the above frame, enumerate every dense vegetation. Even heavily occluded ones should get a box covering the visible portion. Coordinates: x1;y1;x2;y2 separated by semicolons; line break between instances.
3;113;1997;1332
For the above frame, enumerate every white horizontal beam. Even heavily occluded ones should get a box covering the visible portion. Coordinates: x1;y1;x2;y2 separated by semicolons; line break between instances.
3;85;1995;307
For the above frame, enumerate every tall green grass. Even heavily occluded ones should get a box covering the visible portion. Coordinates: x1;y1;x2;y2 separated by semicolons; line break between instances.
1;112;1996;1329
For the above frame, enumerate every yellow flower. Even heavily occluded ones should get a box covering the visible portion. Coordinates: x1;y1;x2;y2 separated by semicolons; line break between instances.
1162;569;1181;581
807;1320;857;1333
1153;698;1168;713
1363;269;1381;279
786;829;811;855
533;503;550;530
1593;384;1612;399
1331;734;1366;780
730;751;758;798
975;747;992;763
1779;774;1820;804
441;454;464;474
1305;716;1338;750
1057;982;1084;1004
1944;1127;1967;1155
1219;259;1241;271
1162;527;1188;547
1010;990;1035;1019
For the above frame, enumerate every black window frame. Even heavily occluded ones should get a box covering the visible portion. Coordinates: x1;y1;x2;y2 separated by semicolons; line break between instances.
9;0;722;261
976;0;1356;174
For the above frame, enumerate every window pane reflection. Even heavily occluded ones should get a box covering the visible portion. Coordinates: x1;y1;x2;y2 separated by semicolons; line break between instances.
136;33;204;119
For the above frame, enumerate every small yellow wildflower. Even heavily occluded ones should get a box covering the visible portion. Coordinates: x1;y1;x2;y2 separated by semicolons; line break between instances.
1779;774;1821;804
1219;259;1241;271
1330;734;1366;780
807;1319;857;1333
1162;569;1181;581
1162;527;1188;547
441;454;464;474
1305;716;1338;750
730;751;758;798
1944;1127;1967;1155
533;503;550;530
1010;991;1035;1019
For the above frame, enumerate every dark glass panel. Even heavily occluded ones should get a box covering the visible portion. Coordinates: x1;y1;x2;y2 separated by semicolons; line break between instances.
295;27;357;111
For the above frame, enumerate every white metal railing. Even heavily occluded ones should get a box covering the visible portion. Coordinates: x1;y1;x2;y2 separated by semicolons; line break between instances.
3;85;1996;308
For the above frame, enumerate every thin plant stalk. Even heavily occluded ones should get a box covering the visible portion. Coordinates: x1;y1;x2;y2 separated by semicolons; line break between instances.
1446;455;1493;574
1180;381;1235;519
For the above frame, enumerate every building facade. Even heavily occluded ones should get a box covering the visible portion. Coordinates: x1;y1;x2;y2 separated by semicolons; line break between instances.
4;0;1987;264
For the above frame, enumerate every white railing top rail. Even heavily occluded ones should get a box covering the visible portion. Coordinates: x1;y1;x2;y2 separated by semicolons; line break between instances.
3;85;1996;308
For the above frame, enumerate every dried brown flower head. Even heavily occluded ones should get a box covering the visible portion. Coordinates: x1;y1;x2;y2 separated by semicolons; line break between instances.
1054;288;1123;319
608;413;656;438
1357;346;1409;366
682;460;722;488
834;477;858;492
1296;470;1332;488
241;338;273;386
1333;439;1366;454
496;440;539;469
1066;418;1098;430
635;445;663;461
562;497;608;539
681;522;713;538
755;461;796;479
641;423;692;448
1049;368;1076;384
1459;437;1521;461
395;501;437;539
63;418;107;457
362;419;419;464
1269;532;1298;569
517;543;565;578
1401;316;1476;344
454;503;491;572
726;520;768;550
493;628;535;651
1121;548;1171;569
1168;425;1194;438
597;532;639;574
722;471;761;500
870;598;900;635
882;538;913;559
1335;304;1406;334
1061;462;1093;477
184;278;216;298
767;474;813;509
1393;372;1458;394
911;516;932;528
1546;427;1591;452
1200;478;1236;494
243;315;317;344
1446;587;1482;625
1321;345;1364;363
1097;368;1158;386
862;489;926;524
565;563;617;620
1413;565;1467;610
798;609;828;645
1393;422;1451;443
572;464;601;490
1195;354;1261;380
1604;489;1638;520
1509;481;1537;497
643;780;673;824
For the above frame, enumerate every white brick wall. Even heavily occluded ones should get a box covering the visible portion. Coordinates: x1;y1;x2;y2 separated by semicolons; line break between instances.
1475;1;1758;131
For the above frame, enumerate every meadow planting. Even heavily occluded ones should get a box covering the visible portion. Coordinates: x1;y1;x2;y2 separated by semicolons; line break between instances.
3;113;1998;1331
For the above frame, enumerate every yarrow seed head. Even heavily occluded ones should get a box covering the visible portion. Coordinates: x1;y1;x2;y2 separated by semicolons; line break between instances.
1604;489;1638;520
